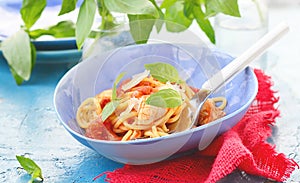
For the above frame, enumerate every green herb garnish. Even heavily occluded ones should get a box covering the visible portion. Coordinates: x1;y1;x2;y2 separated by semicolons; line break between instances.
112;72;125;100
104;0;157;15
16;155;43;183
101;100;120;122
58;0;77;15
146;88;182;108
1;30;33;85
75;0;97;49
144;62;181;83
29;21;75;39
101;72;125;121
144;62;183;108
0;0;76;85
20;0;47;30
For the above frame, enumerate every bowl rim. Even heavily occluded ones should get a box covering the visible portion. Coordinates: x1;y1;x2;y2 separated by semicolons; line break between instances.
53;48;258;145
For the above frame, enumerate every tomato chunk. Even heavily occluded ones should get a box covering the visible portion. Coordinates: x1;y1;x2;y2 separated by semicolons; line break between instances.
85;119;121;141
100;97;111;109
135;86;153;95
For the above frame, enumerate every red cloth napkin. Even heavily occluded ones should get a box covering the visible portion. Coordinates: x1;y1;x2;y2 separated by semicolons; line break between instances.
97;69;299;183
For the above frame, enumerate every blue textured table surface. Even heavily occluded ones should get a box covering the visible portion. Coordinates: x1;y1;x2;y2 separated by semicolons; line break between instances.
1;4;300;183
0;61;123;182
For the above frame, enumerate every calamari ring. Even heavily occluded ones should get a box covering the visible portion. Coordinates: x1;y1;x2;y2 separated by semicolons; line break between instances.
76;97;101;129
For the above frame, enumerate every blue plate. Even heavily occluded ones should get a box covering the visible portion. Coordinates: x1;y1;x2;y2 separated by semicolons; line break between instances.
0;35;77;51
0;49;82;64
1;0;63;10
0;1;81;51
31;39;78;51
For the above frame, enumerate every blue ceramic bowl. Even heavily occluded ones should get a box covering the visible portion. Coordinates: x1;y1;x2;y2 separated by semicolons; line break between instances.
54;43;258;165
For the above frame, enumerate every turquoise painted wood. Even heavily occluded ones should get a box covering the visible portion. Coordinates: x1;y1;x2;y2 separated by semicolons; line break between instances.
0;60;123;182
1;5;300;183
0;60;267;183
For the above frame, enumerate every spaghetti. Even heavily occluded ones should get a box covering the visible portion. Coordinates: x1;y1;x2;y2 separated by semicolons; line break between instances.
76;63;226;141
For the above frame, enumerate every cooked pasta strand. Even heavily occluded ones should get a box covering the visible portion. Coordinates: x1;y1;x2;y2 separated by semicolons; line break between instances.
77;71;227;141
114;111;137;129
122;130;133;141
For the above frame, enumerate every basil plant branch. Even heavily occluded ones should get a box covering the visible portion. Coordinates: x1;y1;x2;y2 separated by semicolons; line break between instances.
0;0;240;85
0;0;76;85
69;0;241;49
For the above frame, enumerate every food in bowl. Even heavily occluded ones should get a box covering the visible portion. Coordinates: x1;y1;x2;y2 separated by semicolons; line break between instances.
76;62;227;141
54;43;258;164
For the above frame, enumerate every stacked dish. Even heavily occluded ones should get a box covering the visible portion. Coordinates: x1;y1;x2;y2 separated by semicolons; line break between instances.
0;1;82;64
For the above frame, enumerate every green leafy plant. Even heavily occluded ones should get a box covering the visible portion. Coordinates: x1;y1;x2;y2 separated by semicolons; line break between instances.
16;155;43;183
144;62;183;108
0;0;240;85
70;0;240;48
0;0;76;85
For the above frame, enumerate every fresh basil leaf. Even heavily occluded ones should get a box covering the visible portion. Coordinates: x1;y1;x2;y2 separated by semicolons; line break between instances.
149;0;164;33
20;0;47;29
97;0;105;15
164;0;193;32
101;72;125;121
59;0;78;15
30;42;36;72
100;13;119;31
183;1;194;18
101;100;120;121
112;72;125;100
47;21;75;38
31;168;43;183
29;21;75;39
205;0;240;18
146;88;182;108
144;62;180;83
29;30;47;39
76;0;96;49
97;0;119;31
9;67;24;85
160;0;177;9
193;6;215;44
104;0;157;16
128;14;155;44
16;155;43;183
1;29;32;83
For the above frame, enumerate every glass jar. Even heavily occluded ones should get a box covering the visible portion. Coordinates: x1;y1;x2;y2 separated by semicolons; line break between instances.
214;0;269;68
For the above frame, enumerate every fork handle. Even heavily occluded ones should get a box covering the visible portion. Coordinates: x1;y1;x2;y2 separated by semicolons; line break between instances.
202;22;289;91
